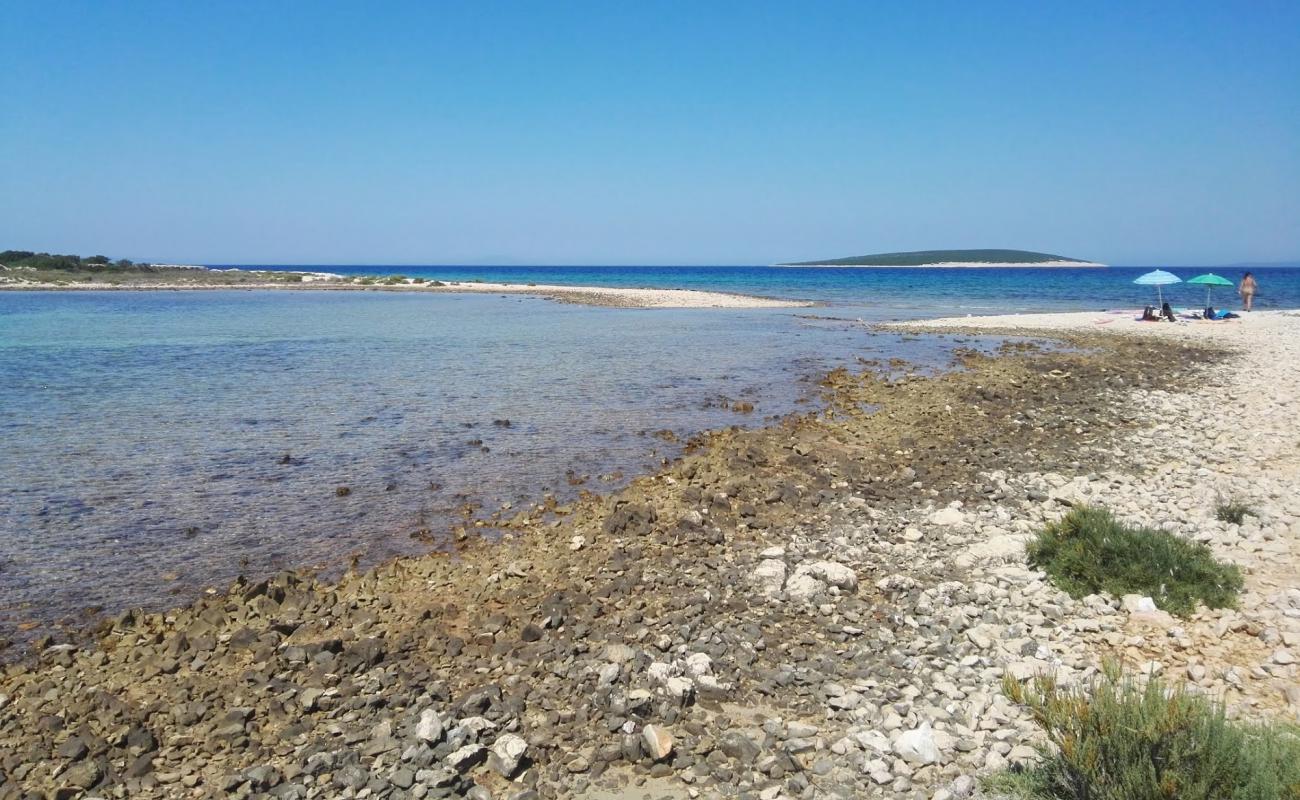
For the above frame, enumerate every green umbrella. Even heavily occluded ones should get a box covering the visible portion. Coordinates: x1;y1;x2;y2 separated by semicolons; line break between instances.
1186;273;1234;307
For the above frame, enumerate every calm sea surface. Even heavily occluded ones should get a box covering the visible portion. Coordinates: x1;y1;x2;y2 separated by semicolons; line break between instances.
243;264;1300;313
3;266;1298;635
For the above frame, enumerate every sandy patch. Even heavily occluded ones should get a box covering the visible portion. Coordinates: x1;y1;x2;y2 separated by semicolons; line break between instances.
0;279;810;309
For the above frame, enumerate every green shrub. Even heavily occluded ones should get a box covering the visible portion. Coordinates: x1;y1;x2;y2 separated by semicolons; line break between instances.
992;663;1300;799
1026;506;1241;616
1216;500;1255;525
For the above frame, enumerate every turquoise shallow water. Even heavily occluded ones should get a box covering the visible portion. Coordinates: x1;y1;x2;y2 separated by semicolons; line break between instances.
1;288;1015;633
4;265;1298;636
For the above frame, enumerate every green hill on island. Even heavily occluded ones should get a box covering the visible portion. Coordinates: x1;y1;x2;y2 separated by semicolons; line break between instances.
780;249;1100;267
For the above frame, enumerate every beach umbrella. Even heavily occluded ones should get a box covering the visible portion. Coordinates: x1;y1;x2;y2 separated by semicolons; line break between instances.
1133;269;1181;305
1186;272;1234;307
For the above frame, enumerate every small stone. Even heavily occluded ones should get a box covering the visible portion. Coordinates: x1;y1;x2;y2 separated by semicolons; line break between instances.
565;755;590;773
490;733;528;778
894;722;940;766
784;572;824;601
1121;594;1158;613
56;736;89;761
929;507;965;526
62;760;103;790
753;560;787;597
641;724;674;761
664;676;694;700
300;687;324;711
802;560;857;591
1284;686;1300;708
416;709;444;743
684;652;713;678
786;721;819;739
950;774;977;797
245;765;281;790
604;643;636;664
966;626;995;650
445;743;487;772
1008;745;1038;764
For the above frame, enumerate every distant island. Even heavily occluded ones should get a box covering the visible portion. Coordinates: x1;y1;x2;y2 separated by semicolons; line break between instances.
778;249;1105;267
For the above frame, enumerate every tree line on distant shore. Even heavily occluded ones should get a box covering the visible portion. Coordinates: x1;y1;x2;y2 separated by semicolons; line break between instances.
0;250;151;271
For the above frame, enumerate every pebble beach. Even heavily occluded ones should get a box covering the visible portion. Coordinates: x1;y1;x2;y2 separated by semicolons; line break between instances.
3;308;1297;799
8;0;1300;795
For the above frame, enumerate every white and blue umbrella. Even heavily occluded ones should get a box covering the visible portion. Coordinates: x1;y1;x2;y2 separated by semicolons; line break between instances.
1133;269;1181;305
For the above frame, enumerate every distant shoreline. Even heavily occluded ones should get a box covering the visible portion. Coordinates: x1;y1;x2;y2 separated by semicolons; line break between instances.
0;276;811;310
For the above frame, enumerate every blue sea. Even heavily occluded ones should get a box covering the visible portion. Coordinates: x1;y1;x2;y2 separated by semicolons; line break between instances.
236;264;1300;315
3;266;1298;635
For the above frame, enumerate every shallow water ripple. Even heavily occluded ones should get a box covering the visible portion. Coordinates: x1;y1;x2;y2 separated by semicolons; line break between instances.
1;290;1005;634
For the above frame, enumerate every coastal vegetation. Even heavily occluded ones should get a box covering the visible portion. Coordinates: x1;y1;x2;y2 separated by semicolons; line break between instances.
0;249;147;270
780;249;1096;267
0;249;320;287
991;662;1300;800
1216;500;1256;525
1025;506;1242;616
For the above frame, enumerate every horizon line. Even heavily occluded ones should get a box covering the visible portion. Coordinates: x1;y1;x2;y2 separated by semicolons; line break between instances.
191;261;1299;269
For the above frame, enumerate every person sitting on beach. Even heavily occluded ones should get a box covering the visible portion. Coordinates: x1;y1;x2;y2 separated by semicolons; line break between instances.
1161;302;1176;322
1204;306;1216;320
1239;272;1258;312
1142;305;1159;321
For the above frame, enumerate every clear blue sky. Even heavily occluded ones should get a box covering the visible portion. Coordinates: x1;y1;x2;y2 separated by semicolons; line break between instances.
2;1;1297;266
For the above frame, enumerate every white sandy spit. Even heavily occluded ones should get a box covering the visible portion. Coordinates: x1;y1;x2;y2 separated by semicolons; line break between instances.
0;277;808;309
425;280;807;308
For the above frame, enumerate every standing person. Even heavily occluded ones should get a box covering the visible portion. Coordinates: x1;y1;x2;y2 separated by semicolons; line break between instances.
1239;271;1258;311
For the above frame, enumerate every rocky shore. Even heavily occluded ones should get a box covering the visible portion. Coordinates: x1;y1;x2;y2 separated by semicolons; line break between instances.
2;313;1297;799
